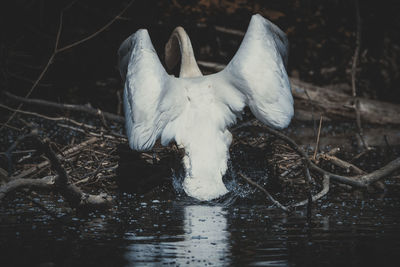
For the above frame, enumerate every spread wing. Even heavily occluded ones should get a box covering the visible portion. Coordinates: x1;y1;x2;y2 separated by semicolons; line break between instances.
218;14;293;129
118;29;185;151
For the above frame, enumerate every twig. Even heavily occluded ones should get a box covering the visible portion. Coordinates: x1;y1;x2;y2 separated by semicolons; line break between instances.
57;123;127;140
351;0;369;150
0;123;21;131
351;0;361;101
36;138;69;187
75;149;116;185
56;0;135;53
291;175;330;207
303;89;317;136
327;147;341;156
238;172;289;212
214;26;245;37
319;153;365;175
313;116;323;161
304;164;314;184
302;164;313;217
5;131;39;177
0;149;36;155
0;103;97;130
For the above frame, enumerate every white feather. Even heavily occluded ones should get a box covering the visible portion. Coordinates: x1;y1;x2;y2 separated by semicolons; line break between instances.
118;14;294;201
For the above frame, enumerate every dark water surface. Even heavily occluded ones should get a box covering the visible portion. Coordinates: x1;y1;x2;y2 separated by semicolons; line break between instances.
1;184;400;267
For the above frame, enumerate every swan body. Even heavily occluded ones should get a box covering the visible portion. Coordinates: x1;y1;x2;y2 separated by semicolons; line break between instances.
118;14;294;201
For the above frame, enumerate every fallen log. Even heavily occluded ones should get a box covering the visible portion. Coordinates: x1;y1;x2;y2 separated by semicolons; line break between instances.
287;126;400;148
197;61;400;125
291;78;400;125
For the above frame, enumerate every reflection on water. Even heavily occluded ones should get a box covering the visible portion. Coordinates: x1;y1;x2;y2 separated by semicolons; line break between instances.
125;205;230;266
1;188;400;267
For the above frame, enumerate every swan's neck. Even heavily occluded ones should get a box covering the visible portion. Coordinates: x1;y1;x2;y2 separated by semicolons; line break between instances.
165;26;202;78
178;128;232;201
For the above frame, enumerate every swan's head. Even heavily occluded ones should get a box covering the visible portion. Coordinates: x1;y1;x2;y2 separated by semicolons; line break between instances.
164;26;202;78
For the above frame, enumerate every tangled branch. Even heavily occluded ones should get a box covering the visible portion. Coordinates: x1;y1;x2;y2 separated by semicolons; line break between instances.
0;133;113;210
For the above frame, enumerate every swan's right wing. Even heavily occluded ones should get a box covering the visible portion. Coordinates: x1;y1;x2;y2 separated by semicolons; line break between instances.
118;29;185;151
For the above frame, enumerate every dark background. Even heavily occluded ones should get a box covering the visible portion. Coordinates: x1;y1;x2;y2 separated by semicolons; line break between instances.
1;0;399;115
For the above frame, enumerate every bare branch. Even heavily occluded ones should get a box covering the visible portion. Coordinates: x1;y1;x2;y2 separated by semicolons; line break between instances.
56;0;135;53
291;175;330;207
0;103;97;130
313;116;323;161
238;172;290;212
351;0;369;150
4;91;125;123
319;153;365;175
261;124;400;188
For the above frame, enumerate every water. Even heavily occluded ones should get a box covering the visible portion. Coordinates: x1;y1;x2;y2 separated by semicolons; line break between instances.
1;185;400;267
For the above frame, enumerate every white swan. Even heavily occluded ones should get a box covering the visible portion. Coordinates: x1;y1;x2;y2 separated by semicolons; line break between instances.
118;14;294;201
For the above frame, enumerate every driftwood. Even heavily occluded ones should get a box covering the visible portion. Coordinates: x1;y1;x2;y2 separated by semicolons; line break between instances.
287;126;400;148
0;176;55;200
197;61;400;125
291;78;400;125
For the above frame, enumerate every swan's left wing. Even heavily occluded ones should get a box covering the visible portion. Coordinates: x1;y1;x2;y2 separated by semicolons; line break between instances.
217;14;293;129
118;29;185;151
